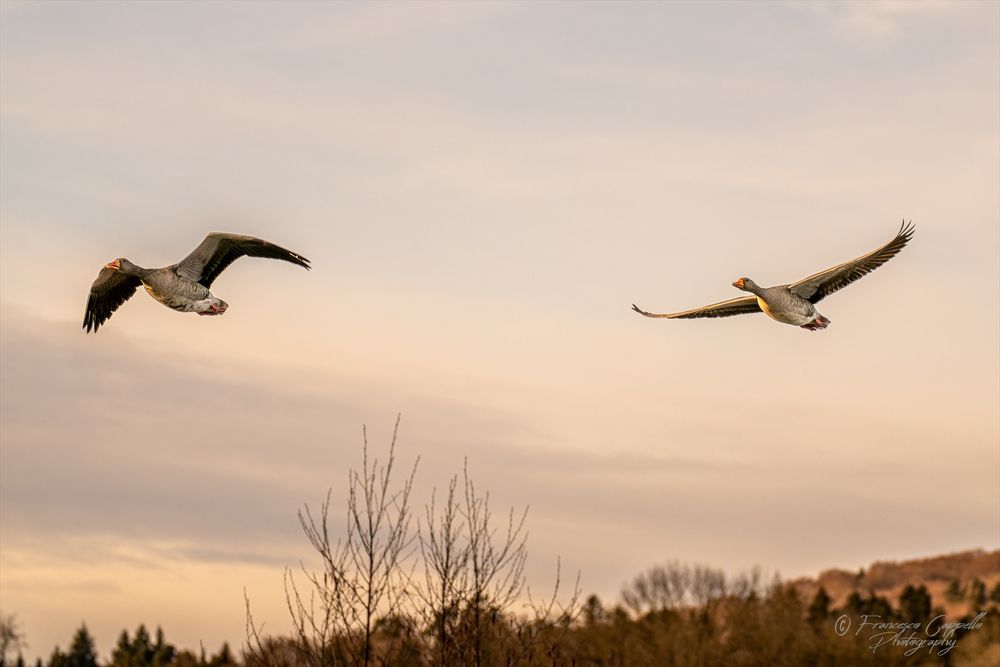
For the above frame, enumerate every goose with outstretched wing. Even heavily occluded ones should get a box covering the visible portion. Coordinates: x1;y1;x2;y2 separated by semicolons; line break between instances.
632;222;914;331
83;233;310;333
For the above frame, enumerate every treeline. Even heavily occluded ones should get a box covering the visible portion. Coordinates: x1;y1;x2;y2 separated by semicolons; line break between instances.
558;570;1000;667
792;548;1000;618
7;572;999;667
237;423;1000;666
945;577;1000;607
6;424;999;666
242;570;1000;666
0;622;237;667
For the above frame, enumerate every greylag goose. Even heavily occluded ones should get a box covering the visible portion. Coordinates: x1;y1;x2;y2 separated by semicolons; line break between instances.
632;222;914;331
83;232;310;333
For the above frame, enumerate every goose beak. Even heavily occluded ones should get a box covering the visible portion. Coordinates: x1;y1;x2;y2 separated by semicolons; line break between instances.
105;259;121;270
732;278;745;289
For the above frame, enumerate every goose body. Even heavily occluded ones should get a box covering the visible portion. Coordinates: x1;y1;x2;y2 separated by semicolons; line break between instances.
738;279;831;330
632;222;913;331
84;233;310;333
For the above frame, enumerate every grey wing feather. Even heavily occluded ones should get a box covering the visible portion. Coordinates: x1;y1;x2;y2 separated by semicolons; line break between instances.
631;295;761;319
175;232;311;288
83;268;141;333
788;221;914;303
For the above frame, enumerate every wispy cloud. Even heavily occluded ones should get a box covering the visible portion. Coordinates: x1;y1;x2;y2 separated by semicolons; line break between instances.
789;0;966;40
1;0;997;659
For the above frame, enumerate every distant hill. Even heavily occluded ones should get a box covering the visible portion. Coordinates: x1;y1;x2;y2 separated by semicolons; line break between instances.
791;548;1000;618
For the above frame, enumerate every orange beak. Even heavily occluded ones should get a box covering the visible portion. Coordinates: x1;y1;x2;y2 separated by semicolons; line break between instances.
732;278;745;289
105;259;121;270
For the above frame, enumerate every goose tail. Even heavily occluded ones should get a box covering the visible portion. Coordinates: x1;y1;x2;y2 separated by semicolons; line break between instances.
801;315;831;331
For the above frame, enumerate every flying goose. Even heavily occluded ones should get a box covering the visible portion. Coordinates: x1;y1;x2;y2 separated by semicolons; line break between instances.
632;222;914;331
83;232;310;333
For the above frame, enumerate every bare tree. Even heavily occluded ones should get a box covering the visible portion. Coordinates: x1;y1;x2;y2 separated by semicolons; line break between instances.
0;613;26;666
622;562;732;616
246;421;579;667
458;460;528;666
341;418;418;665
621;561;690;614
417;474;469;666
688;564;726;607
246;417;418;667
621;562;771;619
516;557;582;666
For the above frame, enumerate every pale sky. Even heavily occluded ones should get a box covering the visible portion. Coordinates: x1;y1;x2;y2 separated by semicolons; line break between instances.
1;0;998;660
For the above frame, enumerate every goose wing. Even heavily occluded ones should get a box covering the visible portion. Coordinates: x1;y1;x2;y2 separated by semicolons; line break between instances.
632;295;761;319
175;233;311;288
83;268;141;333
788;221;914;303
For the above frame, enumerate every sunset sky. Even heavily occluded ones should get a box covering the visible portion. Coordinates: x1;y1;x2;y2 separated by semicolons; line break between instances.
1;0;998;660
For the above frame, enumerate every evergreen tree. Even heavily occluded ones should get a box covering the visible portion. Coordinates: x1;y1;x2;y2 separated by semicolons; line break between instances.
208;643;235;666
111;625;172;667
968;578;987;608
151;627;175;667
945;579;963;602
898;585;931;625
866;592;893;619
132;626;152;666
110;630;131;667
844;591;864;614
46;647;67;667
583;594;605;626
844;590;893;618
807;586;832;625
66;625;98;667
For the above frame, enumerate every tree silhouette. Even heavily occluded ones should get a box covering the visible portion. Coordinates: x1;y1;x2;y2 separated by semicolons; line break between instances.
807;586;832;625
45;648;67;667
246;419;578;667
65;625;98;667
0;614;26;666
417;473;468;666
459;460;528;667
208;643;237;666
945;579;962;602
247;417;418;667
844;591;893;619
110;625;175;667
968;578;987;608
898;585;931;625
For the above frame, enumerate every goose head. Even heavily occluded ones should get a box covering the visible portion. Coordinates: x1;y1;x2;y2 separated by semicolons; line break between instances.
732;277;759;292
105;258;141;274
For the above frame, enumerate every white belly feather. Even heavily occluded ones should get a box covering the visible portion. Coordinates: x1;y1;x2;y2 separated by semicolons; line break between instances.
756;296;815;326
